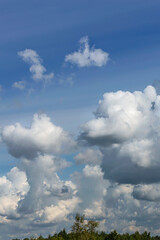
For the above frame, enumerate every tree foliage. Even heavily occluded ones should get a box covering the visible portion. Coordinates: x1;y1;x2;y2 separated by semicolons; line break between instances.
12;214;159;240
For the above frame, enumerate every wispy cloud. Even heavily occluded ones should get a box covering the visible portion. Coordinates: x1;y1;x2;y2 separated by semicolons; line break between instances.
12;80;26;90
18;49;54;83
65;36;109;67
58;73;75;86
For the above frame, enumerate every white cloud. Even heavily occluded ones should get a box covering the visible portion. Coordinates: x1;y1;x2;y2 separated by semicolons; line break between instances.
74;148;103;165
110;184;134;199
2;113;76;159
84;200;106;218
72;165;108;219
83;164;104;178
65;36;109;67
13;80;26;90
82;86;156;146
81;85;160;169
36;197;80;224
0;153;79;238
7;167;30;196
78;84;160;233
0;113;79;237
17;154;77;215
3;85;160;237
18;49;54;82
0;167;29;219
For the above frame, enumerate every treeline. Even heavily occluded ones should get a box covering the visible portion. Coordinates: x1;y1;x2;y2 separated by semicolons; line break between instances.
12;214;160;240
13;230;160;240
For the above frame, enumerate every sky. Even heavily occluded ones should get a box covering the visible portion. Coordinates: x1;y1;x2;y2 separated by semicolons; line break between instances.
1;0;160;239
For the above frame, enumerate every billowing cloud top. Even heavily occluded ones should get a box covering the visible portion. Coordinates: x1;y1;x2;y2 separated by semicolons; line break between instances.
81;85;160;168
82;86;156;145
2;113;76;159
65;36;109;67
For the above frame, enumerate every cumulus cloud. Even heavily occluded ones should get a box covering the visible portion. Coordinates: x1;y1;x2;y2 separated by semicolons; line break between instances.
72;165;108;219
0;112;81;237
36;197;80;224
84;200;106;219
133;184;160;201
77;84;160;234
18;49;54;82
65;36;109;67
81;86;156;147
3;85;160;238
81;86;160;172
0;112;82;235
0;167;29;219
17;154;77;215
0;113;80;231
0;154;79;239
80;84;160;201
101;183;148;233
101;181;160;234
83;164;104;178
74;148;103;165
2;113;76;159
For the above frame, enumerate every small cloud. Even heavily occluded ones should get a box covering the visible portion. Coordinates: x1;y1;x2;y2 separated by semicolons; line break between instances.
18;49;54;83
13;80;26;90
65;36;109;67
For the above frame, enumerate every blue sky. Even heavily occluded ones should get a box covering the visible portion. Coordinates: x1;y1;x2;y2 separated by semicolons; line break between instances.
1;1;160;239
0;1;158;123
0;0;160;111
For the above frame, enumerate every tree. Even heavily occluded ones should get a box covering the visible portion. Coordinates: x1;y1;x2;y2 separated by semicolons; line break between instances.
37;235;44;240
87;220;99;234
58;228;69;240
71;213;99;240
106;230;119;240
71;213;86;239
